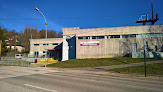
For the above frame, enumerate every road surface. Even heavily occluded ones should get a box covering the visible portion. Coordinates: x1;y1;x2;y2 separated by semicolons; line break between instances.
0;66;162;92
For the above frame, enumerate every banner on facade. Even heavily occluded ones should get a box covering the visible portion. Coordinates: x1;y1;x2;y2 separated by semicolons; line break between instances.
80;41;99;46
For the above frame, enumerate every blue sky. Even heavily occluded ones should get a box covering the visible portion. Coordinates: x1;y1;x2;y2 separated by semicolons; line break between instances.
0;0;163;33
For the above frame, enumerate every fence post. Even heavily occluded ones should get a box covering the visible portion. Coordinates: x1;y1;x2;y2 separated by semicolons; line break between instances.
22;61;23;67
28;61;29;67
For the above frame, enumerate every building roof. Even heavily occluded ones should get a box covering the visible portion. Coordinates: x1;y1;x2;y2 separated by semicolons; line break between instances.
5;39;22;46
30;38;63;44
62;25;163;37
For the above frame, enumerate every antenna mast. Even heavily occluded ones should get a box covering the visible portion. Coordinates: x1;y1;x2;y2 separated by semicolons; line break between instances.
136;0;158;25
151;0;154;19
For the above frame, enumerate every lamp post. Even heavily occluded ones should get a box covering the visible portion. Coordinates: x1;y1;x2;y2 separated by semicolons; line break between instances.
144;38;146;77
35;7;47;67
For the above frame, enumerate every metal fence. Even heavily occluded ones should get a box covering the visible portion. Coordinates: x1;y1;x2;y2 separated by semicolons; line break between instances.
0;57;29;67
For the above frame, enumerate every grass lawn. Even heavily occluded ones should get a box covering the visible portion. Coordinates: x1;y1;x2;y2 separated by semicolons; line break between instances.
47;57;162;68
107;63;163;76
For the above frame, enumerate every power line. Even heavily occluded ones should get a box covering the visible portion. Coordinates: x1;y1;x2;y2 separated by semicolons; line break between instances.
0;14;148;20
0;13;162;21
0;18;43;20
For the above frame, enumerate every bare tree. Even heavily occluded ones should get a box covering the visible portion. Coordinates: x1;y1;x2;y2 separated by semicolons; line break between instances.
39;29;46;38
58;31;63;38
48;30;57;38
22;26;39;51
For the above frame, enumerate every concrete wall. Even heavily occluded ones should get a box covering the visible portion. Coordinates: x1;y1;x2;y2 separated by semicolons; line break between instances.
119;37;163;56
30;38;63;44
76;37;163;59
62;25;163;60
76;39;120;59
29;38;63;57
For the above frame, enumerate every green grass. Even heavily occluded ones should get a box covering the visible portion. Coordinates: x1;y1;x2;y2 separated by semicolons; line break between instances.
107;63;163;76
47;57;162;68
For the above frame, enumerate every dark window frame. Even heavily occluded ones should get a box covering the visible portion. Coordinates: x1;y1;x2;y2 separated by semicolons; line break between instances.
34;44;39;46
78;36;90;40
53;43;58;45
92;36;105;39
122;34;136;38
110;35;120;38
43;44;48;45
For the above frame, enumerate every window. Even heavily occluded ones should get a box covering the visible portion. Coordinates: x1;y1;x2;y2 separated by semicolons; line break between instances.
92;36;96;39
43;44;48;45
92;36;105;39
53;43;58;45
78;37;83;40
130;34;136;38
34;44;39;46
97;36;104;39
83;36;89;39
122;34;136;38
34;52;39;57
78;36;90;40
110;35;120;38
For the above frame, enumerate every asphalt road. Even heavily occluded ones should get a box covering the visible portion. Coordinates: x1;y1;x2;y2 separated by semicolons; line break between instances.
0;66;162;92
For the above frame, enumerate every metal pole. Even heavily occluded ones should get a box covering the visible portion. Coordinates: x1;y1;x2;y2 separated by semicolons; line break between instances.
0;40;1;61
45;23;47;67
144;38;147;77
35;7;47;67
151;0;154;19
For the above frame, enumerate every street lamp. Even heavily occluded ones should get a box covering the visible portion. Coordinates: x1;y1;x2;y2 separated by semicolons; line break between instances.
35;7;47;67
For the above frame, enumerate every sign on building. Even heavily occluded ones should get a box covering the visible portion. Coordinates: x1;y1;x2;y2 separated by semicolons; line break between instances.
80;41;99;46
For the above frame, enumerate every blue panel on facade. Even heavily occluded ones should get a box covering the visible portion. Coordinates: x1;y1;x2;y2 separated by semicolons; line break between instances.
67;36;76;59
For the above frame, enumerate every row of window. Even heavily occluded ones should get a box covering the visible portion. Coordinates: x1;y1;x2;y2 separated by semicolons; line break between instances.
78;34;136;40
30;51;46;54
33;43;59;46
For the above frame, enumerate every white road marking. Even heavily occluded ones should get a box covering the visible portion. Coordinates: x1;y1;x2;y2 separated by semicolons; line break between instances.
24;84;57;92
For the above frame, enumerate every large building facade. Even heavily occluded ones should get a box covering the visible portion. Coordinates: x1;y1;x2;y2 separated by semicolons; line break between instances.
62;25;163;61
29;38;63;60
29;25;163;61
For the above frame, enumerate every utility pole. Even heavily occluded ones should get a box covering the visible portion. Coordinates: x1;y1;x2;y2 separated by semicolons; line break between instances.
144;38;147;77
0;40;1;61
